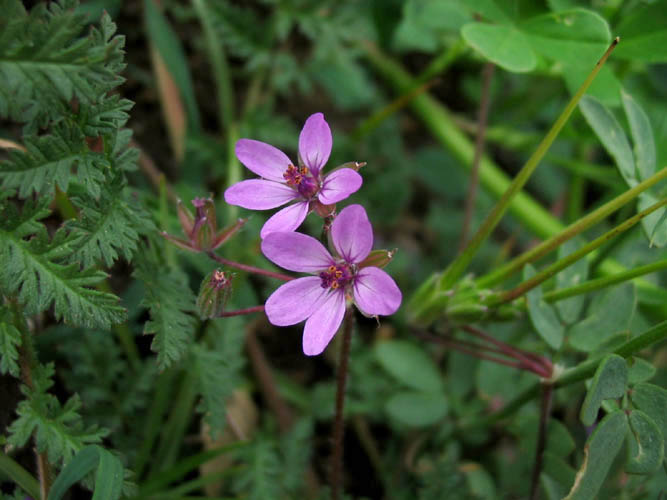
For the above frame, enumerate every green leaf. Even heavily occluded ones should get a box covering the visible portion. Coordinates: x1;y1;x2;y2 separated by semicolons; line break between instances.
511;415;575;458
542;451;576;496
134;251;197;370
614;1;667;63
143;0;201;131
569;282;636;352
461;22;536;72
524;264;564;349
621;91;656;180
0;211;126;329
66;176;154;267
629;382;667;468
0;124;109;198
626;410;664;474
375;340;443;393
579;354;628;426
627;357;656;385
47;445;123;500
555;238;588;324
8;364;108;467
0;2;126;130
0;308;21;377
637;191;667;248
465;0;516;23
385;391;448;427
564;411;628;500
579;95;636;186
231;439;281;500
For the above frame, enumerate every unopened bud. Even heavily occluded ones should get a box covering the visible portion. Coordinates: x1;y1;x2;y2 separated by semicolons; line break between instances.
358;248;396;269
211;218;247;250
196;269;233;319
177;199;195;237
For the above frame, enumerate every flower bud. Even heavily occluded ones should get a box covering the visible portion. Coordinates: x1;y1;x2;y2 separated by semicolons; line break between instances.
358;249;396;269
196;269;233;319
312;199;336;218
177;199;195;237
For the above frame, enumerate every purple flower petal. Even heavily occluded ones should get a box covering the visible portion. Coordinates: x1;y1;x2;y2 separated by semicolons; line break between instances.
303;290;346;356
298;113;332;175
353;267;402;316
259;201;310;239
265;277;329;326
262;231;334;272
331;204;373;264
236;139;292;182
224;179;298;210
318;168;362;205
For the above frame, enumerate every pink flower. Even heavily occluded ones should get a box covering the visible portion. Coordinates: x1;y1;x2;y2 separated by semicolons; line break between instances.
224;113;363;238
261;204;402;356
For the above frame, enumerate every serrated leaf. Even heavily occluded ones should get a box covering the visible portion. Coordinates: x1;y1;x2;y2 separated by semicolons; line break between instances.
555;238;588;324
524;264;564;349
568;283;636;352
134;252;196;370
579;95;636;186
614;2;667;63
375;340;443;393
0;312;21;377
0;1;126;130
0;219;126;329
564;411;628;500
0;124;109;198
66;177;154;267
626;410;664;474
627;357;656;385
385;391;448;427
580;354;628;426
461;22;536;72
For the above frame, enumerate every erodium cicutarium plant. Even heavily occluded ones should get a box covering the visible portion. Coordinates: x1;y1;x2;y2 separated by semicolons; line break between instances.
224;113;363;238
261;204;402;355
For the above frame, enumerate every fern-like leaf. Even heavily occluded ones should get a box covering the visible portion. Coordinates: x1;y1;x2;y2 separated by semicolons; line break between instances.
232;438;282;500
0;0;126;129
0;123;109;197
134;250;197;370
66;175;154;267
7;362;108;466
0;306;21;377
0;202;126;329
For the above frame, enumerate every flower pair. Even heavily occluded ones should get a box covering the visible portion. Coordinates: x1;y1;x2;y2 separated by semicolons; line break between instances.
224;113;362;238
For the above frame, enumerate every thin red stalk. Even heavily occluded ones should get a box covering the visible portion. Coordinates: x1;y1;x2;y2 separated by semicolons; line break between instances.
530;384;554;500
217;305;265;317
416;329;511;358
461;325;552;377
207;251;293;281
459;62;495;251
331;309;354;500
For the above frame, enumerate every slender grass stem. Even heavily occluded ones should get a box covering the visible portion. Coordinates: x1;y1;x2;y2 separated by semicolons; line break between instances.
491;197;667;304
331;309;354;500
543;259;667;303
0;452;40;500
477;167;667;289
441;39;619;289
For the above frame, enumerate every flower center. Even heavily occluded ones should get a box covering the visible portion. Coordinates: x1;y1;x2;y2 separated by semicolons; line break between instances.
283;164;319;199
319;263;352;290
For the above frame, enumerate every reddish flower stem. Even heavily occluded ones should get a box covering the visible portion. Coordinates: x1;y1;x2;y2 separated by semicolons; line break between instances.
206;251;293;281
331;308;354;500
217;305;265;317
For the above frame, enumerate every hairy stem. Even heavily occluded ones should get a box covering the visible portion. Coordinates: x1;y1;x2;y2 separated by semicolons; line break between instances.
491;197;667;304
476;166;667;289
331;309;354;500
459;62;495;251
530;383;553;500
217;305;265;317
206;251;292;281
